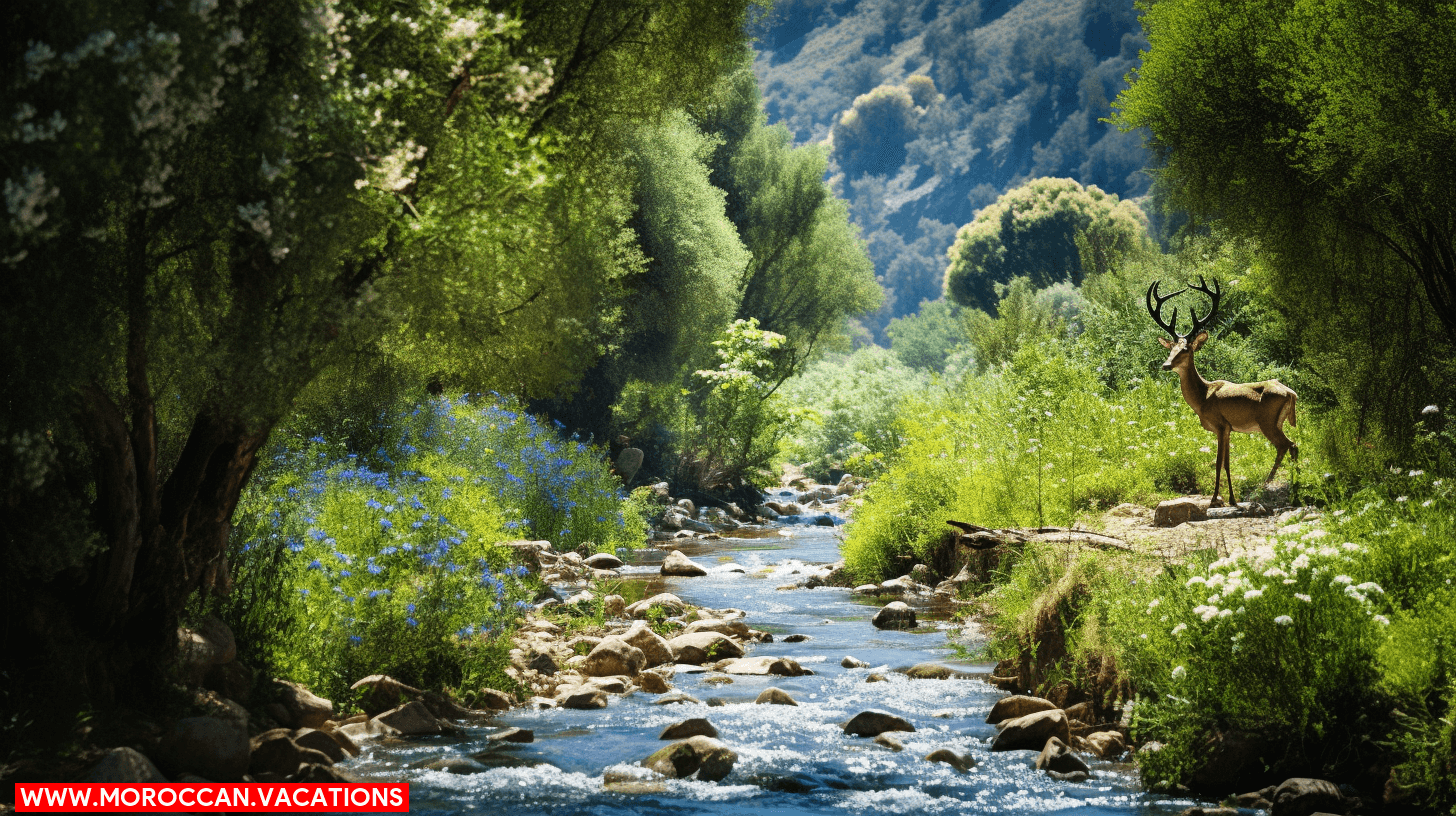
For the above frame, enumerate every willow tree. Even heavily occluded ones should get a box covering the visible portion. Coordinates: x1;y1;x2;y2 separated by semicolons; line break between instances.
1;0;752;706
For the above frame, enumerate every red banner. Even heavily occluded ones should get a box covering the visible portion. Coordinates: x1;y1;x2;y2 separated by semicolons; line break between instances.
14;783;408;812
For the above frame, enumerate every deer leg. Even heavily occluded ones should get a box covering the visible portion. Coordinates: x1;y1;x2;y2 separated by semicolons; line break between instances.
1210;432;1225;507
1222;429;1236;506
1263;425;1297;483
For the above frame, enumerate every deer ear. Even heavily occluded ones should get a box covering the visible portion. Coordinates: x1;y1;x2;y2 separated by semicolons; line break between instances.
1157;336;1173;349
1190;331;1209;351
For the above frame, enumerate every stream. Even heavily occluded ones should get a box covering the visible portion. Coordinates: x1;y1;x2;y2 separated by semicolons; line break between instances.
344;502;1182;816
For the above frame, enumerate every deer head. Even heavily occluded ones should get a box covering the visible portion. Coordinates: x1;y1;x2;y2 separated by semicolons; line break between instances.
1147;277;1221;370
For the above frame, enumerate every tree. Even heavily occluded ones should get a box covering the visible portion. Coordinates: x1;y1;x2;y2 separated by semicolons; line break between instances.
693;53;883;379
1;0;753;708
943;177;1154;312
1111;0;1456;434
886;299;967;372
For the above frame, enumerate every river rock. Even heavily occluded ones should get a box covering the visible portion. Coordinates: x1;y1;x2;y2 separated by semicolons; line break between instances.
582;638;647;677
842;656;870;669
250;730;332;778
871;601;916;630
643;736;737;782
270;679;334;728
1036;736;1090;775
662;551;708;576
652;692;702;705
754;687;798;706
475;687;514;711
527;651;559;676
905;663;969;680
156;716;250;781
1082;730;1126;759
603;594;627;617
721;656;812;676
991;710;1070;752
349;675;420;716
844;710;916;737
1271;778;1350;816
865;673;888;683
874;733;904;751
371;701;444;736
177;617;237;684
636;671;672;694
559;687;609;710
1154;497;1208;527
627;593;687;618
925;748;976;772
587;677;629;694
487;727;535;744
584;552;624;570
621;620;675;668
986;695;1058;724
679;517;716;534
668;632;743;665
660;718;718;740
81;747;168;783
683;618;751;639
292;728;349;763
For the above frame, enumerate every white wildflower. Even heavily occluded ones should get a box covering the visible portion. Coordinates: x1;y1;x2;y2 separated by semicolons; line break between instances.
1274;615;1293;626
1355;582;1383;594
1172;623;1187;636
4;168;59;235
1186;576;1208;587
1422;405;1439;415
1409;470;1425;477
1291;554;1310;571
1332;575;1353;586
1374;615;1390;626
1219;608;1234;618
1295;593;1312;603
1171;665;1187;681
1148;598;1162;610
1244;588;1264;600
1396;496;1409;503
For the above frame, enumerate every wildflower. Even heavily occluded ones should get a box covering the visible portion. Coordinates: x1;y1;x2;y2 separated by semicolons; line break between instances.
406;617;418;628
380;519;393;530
1409;470;1425;478
1171;665;1187;681
1291;554;1310;570
1355;582;1383;594
1295;593;1312;603
1396;496;1408;503
339;570;352;578
1374;615;1390;626
1274;615;1293;626
1332;575;1353;586
1244;588;1264;600
1148;598;1161;610
1172;623;1187;636
1422;404;1439;415
407;603;416;614
1219;608;1234;618
1186;576;1207;587
307;559;322;570
1194;605;1220;622
349;636;362;646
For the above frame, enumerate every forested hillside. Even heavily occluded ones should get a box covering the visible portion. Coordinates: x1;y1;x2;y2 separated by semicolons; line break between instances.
752;0;1152;336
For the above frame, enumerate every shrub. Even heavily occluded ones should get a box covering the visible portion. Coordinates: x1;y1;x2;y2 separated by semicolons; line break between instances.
212;394;646;702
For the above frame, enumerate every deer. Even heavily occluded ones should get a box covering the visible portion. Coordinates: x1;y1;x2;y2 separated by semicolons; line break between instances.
1147;277;1298;507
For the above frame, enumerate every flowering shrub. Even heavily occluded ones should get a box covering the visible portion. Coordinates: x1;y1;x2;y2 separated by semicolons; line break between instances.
218;394;646;701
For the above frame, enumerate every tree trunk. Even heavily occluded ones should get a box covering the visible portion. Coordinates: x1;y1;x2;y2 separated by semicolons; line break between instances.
39;387;271;707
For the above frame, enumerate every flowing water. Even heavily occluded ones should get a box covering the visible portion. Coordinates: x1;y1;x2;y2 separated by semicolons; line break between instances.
345;502;1184;816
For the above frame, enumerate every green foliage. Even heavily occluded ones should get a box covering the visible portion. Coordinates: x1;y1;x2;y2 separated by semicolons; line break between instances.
780;346;931;481
214;394;645;697
830;84;919;176
688;319;802;488
886;299;968;372
1112;0;1456;448
944;177;1155;313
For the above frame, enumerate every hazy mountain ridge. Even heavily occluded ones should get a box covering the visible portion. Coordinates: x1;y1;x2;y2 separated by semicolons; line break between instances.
751;0;1152;337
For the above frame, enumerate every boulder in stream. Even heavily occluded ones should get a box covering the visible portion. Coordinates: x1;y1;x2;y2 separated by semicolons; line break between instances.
660;718;718;740
626;593;687;618
925;748;976;772
871;601;916;630
668;632;743;665
986;695;1058;724
1082;730;1127;759
643;736;737;782
721;656;812;676
558;687;609;710
754;687;798;706
371;701;445;736
581;638;646;677
621;621;675;668
662;551;708;576
1036;736;1090;777
843;710;916;737
874;733;904;751
990;709;1070;752
841;656;870;669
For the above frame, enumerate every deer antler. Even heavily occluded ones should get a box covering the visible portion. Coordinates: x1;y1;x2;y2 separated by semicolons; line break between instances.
1146;280;1187;337
1186;276;1222;338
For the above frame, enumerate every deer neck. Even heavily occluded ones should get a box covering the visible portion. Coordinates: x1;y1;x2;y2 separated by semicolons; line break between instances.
1173;355;1212;415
